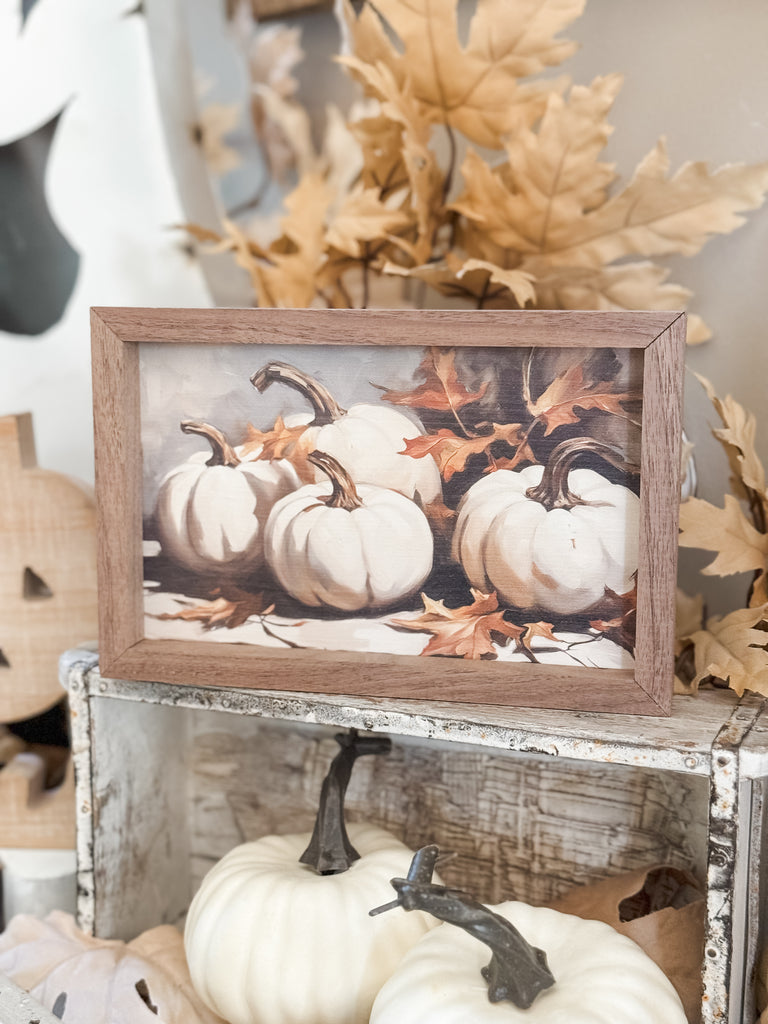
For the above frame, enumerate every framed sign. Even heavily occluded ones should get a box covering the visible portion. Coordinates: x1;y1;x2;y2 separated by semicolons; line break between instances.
91;308;684;714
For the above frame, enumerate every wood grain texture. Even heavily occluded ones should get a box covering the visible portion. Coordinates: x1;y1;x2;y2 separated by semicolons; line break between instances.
91;306;679;349
0;413;98;722
635;313;686;712
91;307;686;715
186;717;709;907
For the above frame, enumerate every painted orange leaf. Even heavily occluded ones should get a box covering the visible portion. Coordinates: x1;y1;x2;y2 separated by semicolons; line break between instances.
528;360;634;436
241;416;315;481
378;348;488;411
520;621;559;652
401;423;526;481
391;589;524;659
154;588;272;630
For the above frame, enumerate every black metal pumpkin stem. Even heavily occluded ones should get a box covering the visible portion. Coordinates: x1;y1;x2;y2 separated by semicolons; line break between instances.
180;420;240;468
370;845;556;1009
299;729;391;874
525;436;640;512
250;361;346;426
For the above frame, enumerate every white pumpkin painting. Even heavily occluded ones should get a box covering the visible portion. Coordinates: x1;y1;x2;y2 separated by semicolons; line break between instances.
141;342;643;670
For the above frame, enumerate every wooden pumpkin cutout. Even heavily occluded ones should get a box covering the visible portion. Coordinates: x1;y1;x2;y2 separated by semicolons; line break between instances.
0;413;98;723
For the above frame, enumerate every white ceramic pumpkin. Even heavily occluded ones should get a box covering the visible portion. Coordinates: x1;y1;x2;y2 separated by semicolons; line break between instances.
155;421;301;577
0;910;225;1024
452;438;639;614
184;732;437;1024
251;361;442;505
369;901;688;1024
264;450;434;611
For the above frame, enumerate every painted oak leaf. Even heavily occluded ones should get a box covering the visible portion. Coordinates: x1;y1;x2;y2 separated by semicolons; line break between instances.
684;604;768;696
520;621;559;652
526;358;635;436
378;347;488;412
339;0;583;149
589;585;637;655
678;494;768;578
154;588;272;630
401;423;526;482
241;417;315;481
391;590;524;659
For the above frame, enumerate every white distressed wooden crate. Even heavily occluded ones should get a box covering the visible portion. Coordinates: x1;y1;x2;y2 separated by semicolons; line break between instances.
38;650;768;1023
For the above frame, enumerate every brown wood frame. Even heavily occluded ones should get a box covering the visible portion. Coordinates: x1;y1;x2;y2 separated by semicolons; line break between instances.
91;307;685;715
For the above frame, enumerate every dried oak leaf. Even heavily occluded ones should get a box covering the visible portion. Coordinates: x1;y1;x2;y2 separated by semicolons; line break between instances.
678;494;768;580
683;604;768;696
155;588;271;630
378;347;488;412
400;423;526;482
391;590;524;659
527;358;635;436
339;0;581;149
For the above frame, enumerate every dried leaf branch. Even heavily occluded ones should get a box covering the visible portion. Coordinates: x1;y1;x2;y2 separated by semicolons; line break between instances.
186;0;768;324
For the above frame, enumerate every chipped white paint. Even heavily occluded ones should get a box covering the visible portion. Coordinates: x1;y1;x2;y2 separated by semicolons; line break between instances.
60;653;768;1024
0;971;61;1024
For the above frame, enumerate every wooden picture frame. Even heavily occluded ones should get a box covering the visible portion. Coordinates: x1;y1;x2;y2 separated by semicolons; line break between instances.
91;307;685;715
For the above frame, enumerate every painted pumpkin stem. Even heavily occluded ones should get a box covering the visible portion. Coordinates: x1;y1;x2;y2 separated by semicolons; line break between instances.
299;729;392;874
525;436;640;512
180;421;240;468
371;845;555;1010
250;361;346;426
308;450;364;511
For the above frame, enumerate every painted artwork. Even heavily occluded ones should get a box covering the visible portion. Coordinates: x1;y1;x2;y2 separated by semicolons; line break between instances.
141;343;643;670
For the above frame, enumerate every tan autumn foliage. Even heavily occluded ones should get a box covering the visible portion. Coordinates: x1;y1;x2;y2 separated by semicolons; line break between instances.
187;0;768;331
677;377;768;697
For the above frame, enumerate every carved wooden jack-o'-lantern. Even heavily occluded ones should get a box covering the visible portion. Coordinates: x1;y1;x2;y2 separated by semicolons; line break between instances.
0;413;98;723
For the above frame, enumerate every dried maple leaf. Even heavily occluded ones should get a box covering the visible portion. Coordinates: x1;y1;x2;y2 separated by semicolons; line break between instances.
252;174;334;307
683;604;768;696
155;587;271;630
195;103;242;177
324;185;410;258
391;590;524;659
378;348;488;412
400;423;526;482
675;589;704;656
339;0;581;148
678;494;768;579
527;358;635;436
384;255;536;309
694;373;767;509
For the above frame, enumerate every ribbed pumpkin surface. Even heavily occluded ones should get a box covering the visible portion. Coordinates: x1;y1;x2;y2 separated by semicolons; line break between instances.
184;823;436;1024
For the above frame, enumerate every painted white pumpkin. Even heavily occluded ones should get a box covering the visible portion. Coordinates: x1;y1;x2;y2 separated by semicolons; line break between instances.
184;732;438;1024
265;450;434;611
369;900;688;1024
155;421;301;576
251;361;442;505
453;439;639;614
